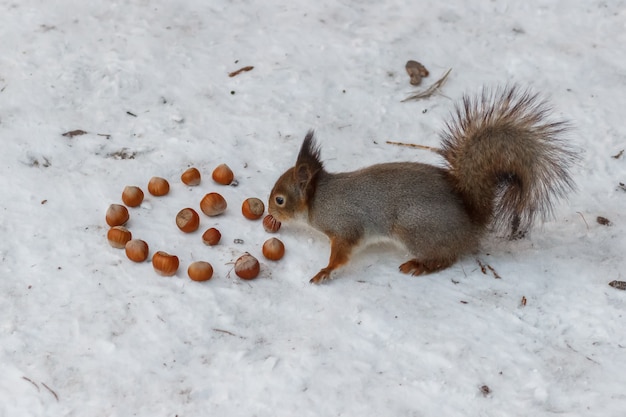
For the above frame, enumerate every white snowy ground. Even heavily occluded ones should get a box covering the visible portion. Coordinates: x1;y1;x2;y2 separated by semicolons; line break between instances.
1;0;625;416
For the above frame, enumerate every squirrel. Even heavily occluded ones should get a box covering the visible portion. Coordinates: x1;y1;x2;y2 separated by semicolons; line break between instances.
268;86;578;284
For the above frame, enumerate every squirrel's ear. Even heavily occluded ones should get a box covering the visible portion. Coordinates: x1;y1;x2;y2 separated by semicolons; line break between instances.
295;164;314;191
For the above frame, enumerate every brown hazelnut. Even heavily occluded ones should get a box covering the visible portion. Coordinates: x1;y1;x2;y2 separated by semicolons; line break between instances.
125;239;149;262
176;208;200;233
107;226;132;249
202;227;222;246
188;261;214;282
181;167;201;186
262;214;281;233
121;185;144;207
234;253;260;280
147;177;170;196
200;192;227;216
242;197;265;220
262;237;285;261
212;163;234;185
106;204;130;227
152;251;179;276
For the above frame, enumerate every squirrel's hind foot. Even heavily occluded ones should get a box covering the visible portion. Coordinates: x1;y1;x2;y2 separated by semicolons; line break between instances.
310;268;333;284
399;258;454;276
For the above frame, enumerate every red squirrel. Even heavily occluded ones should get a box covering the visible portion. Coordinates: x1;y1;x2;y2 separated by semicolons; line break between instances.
269;86;577;284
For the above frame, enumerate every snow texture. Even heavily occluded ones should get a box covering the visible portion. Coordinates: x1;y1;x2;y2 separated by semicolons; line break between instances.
1;0;626;416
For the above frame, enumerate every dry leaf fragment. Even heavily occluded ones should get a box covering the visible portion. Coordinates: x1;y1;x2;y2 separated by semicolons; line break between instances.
405;60;429;86
609;280;626;290
596;216;611;226
228;66;254;77
61;129;87;138
476;259;501;278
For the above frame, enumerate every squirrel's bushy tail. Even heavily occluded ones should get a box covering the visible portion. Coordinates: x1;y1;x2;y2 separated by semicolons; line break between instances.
440;86;578;236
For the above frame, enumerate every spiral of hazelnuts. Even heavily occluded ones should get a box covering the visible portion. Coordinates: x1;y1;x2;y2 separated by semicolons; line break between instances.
105;163;283;281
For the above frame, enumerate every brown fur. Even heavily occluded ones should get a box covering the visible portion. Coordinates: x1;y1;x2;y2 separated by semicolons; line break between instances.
440;86;577;235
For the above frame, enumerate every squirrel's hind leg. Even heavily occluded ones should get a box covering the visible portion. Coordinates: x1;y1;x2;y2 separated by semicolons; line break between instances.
399;258;455;276
310;235;358;284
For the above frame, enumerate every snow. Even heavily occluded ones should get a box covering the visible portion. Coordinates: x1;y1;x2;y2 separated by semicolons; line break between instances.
1;0;626;415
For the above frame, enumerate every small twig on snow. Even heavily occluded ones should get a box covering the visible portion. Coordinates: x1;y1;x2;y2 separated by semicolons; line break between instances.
487;264;501;279
402;68;452;102
386;141;444;155
41;382;59;401
576;212;589;230
22;376;39;391
212;328;246;339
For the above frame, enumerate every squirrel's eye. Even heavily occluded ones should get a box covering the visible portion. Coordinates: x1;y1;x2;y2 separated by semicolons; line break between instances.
275;196;285;206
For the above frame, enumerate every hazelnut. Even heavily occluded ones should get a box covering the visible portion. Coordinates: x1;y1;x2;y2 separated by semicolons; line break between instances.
107;226;132;249
262;237;285;261
242;197;265;220
176;208;200;233
152;251;179;276
262;214;281;233
234;253;260;280
121;185;144;207
202;227;222;246
212;163;234;185
181;167;201;186
188;261;214;282
200;192;227;216
147;177;170;196
125;239;149;262
106;204;130;227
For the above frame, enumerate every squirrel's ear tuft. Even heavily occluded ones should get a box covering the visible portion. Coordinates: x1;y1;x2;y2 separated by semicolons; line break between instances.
294;130;324;192
296;130;323;171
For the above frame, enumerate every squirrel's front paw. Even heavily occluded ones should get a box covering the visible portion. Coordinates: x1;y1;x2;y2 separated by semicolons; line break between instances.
310;268;332;284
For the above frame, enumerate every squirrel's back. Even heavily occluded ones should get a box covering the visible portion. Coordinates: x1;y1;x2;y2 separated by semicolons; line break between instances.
309;162;482;260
